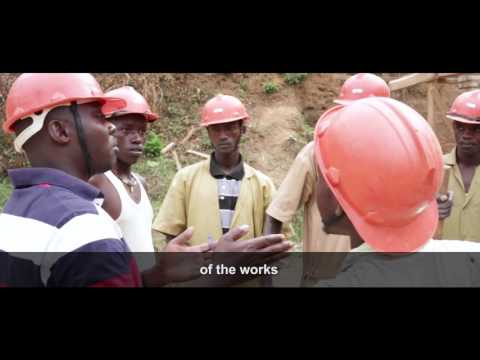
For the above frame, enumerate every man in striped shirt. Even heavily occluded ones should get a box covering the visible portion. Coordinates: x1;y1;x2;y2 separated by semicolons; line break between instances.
153;95;284;246
0;73;142;287
210;153;244;234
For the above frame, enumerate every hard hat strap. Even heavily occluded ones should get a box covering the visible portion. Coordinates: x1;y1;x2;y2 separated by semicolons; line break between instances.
70;102;94;178
13;108;55;153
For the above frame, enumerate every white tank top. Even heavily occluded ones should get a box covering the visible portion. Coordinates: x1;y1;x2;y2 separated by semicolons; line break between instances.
104;171;155;272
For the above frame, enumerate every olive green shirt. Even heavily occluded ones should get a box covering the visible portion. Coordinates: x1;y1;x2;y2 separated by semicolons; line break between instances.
443;148;480;241
153;156;280;245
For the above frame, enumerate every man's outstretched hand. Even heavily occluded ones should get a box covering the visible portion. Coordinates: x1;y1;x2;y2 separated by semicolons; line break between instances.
143;225;293;287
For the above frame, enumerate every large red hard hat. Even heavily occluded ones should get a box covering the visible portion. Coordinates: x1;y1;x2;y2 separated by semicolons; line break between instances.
201;94;249;127
4;73;126;134
315;97;443;253
317;104;345;123
334;73;391;105
104;86;159;122
446;90;480;124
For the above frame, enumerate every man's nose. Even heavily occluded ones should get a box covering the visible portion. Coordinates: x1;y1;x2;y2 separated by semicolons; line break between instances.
218;129;229;139
131;132;143;143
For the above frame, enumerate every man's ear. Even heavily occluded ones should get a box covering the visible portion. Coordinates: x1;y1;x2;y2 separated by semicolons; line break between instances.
241;123;247;134
46;119;71;145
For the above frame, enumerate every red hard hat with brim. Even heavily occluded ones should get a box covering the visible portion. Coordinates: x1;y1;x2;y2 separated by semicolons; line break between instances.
201;94;249;127
104;86;159;122
446;90;480;125
315;97;443;253
4;73;126;134
446;114;480;125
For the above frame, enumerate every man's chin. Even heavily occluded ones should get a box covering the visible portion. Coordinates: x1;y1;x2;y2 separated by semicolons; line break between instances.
119;154;140;165
458;147;478;156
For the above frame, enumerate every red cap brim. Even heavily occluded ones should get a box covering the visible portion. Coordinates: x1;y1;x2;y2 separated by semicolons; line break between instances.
446;114;480;125
347;198;438;253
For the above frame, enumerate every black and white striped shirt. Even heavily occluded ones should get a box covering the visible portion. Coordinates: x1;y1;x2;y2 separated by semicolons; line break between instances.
210;154;245;234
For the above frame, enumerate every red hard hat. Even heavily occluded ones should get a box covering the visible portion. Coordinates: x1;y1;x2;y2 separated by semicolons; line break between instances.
4;73;126;134
334;73;391;105
446;90;480;124
201;94;249;127
315;97;443;253
317;104;345;123
104;86;159;122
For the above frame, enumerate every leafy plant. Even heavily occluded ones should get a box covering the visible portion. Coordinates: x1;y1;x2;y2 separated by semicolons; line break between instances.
284;73;308;86
144;132;164;158
263;82;280;94
0;177;12;212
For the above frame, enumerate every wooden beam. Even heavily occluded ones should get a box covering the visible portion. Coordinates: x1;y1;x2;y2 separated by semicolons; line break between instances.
434;165;453;239
458;80;480;90
172;150;182;171
427;82;436;127
161;142;176;154
186;150;210;159
180;126;202;145
389;73;438;91
389;73;460;91
440;74;479;84
438;73;459;77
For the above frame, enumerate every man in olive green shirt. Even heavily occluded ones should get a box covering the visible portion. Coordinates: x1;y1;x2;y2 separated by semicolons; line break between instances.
439;90;480;241
153;94;282;246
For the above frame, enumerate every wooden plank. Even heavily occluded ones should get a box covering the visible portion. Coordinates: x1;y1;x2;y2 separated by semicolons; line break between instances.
172;150;182;171
180;126;202;145
434;165;453;239
161;142;176;154
186;150;210;159
427;82;436;127
437;73;460;78
458;80;480;90
441;74;480;84
389;73;438;91
389;73;459;91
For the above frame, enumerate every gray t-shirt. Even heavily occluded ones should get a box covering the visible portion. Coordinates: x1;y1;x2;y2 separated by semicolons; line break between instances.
316;240;480;287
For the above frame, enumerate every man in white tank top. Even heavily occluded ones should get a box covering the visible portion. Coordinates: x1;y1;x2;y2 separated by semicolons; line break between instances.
89;86;159;271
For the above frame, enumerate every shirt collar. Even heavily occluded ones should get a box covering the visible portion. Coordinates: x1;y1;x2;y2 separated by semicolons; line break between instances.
209;153;245;180
8;167;102;202
444;147;456;166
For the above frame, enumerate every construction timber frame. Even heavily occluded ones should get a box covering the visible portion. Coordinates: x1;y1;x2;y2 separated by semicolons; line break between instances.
389;73;480;126
161;73;480;169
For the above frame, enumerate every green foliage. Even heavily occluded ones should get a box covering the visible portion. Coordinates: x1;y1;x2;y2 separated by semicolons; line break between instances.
284;73;308;86
240;80;248;93
303;123;315;139
0;177;12;212
132;155;177;212
290;211;304;250
263;82;280;94
144;132;165;158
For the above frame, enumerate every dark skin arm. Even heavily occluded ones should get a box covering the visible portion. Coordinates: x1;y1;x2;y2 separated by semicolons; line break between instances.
263;215;283;235
142;226;294;287
316;176;363;250
261;216;283;287
322;212;363;250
